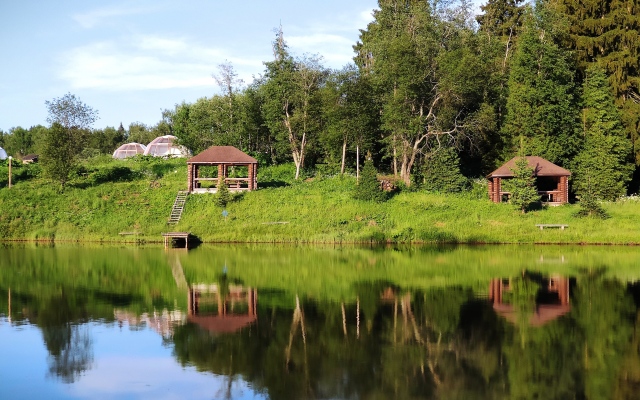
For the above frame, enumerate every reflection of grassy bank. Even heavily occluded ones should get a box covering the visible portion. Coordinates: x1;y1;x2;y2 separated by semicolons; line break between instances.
0;245;187;316
3;244;639;313
179;244;640;302
2;158;640;244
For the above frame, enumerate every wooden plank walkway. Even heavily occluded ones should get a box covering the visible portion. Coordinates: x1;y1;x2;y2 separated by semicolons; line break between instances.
168;191;188;225
162;232;191;248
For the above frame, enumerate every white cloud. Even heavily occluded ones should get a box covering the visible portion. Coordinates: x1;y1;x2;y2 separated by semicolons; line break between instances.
57;36;263;91
287;33;358;68
72;5;152;29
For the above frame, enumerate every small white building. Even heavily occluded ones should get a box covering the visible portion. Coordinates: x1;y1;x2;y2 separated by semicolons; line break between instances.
0;147;7;160
143;135;190;157
112;143;147;159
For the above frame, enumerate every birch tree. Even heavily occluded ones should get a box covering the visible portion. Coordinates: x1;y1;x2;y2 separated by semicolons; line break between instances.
261;27;326;179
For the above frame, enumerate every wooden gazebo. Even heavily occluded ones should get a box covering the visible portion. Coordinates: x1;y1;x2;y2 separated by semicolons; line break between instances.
187;146;257;193
488;156;570;204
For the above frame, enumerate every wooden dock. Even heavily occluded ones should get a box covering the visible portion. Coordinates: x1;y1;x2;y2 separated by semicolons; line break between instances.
162;232;191;249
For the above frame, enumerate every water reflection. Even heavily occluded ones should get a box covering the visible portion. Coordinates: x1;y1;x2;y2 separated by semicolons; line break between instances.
1;245;640;399
188;284;257;334
489;274;571;326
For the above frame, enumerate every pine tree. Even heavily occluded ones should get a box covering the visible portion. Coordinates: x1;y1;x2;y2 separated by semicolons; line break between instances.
572;65;633;201
551;0;640;164
575;176;609;219
505;156;539;213
353;158;385;202
476;0;525;38
216;180;232;208
500;3;579;166
422;147;469;193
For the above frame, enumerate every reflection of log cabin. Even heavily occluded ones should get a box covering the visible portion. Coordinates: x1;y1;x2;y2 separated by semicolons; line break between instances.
187;284;257;333
487;156;570;204
489;275;571;327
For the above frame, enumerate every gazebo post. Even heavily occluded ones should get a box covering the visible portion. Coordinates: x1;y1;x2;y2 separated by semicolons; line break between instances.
218;164;224;188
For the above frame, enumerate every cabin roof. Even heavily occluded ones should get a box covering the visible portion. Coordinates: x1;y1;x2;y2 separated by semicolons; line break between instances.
488;156;571;178
22;154;39;161
187;146;257;164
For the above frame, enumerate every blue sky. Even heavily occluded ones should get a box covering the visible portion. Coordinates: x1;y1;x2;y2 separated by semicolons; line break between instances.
1;0;482;132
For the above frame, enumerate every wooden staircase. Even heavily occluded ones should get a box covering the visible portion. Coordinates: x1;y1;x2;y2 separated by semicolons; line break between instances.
168;191;188;225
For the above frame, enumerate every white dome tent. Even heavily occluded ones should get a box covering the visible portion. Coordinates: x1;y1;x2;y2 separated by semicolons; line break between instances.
143;135;190;157
112;142;147;159
0;147;7;160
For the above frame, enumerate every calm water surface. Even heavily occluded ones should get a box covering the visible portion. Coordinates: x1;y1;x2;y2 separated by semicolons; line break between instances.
1;244;639;399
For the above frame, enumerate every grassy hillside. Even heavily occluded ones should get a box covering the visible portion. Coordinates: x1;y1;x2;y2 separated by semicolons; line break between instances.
1;156;640;244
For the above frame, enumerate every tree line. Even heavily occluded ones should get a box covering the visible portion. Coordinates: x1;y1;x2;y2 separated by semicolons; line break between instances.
2;0;639;200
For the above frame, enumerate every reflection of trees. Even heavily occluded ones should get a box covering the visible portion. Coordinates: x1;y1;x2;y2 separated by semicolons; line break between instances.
171;282;510;399
573;269;635;399
45;325;93;383
168;272;640;400
38;291;94;383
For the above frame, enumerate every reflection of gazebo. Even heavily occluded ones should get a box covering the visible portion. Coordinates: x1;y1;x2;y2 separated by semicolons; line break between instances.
186;146;258;193
187;284;257;333
487;156;570;204
489;275;571;327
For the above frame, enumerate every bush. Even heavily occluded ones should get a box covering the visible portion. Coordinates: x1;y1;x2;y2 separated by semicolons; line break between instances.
422;147;469;193
353;159;386;202
91;166;136;184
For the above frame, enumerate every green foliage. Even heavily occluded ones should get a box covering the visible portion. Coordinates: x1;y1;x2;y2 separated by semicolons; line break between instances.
215;179;232;208
40;123;82;190
476;0;526;37
45;92;98;131
504;157;539;213
553;0;640;164
575;187;609;219
259;28;327;180
126;122;156;146
572;65;633;201
500;4;579;165
422;147;469;193
42;93;98;191
353;159;385;202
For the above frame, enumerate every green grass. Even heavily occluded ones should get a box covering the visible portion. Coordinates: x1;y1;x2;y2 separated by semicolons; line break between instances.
1;157;640;244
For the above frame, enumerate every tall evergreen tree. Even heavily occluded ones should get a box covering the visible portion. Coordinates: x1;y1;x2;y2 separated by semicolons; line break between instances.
572;65;633;201
500;2;579;165
475;0;526;168
551;0;640;164
476;0;525;38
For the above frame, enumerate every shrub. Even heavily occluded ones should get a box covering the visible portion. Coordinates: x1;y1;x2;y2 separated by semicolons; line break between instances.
353;159;386;202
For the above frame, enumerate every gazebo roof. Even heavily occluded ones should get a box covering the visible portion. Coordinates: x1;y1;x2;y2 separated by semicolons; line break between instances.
488;156;571;178
188;315;257;334
187;146;257;164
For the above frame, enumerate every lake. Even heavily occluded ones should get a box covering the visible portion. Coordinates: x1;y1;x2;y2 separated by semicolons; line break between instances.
1;244;639;399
